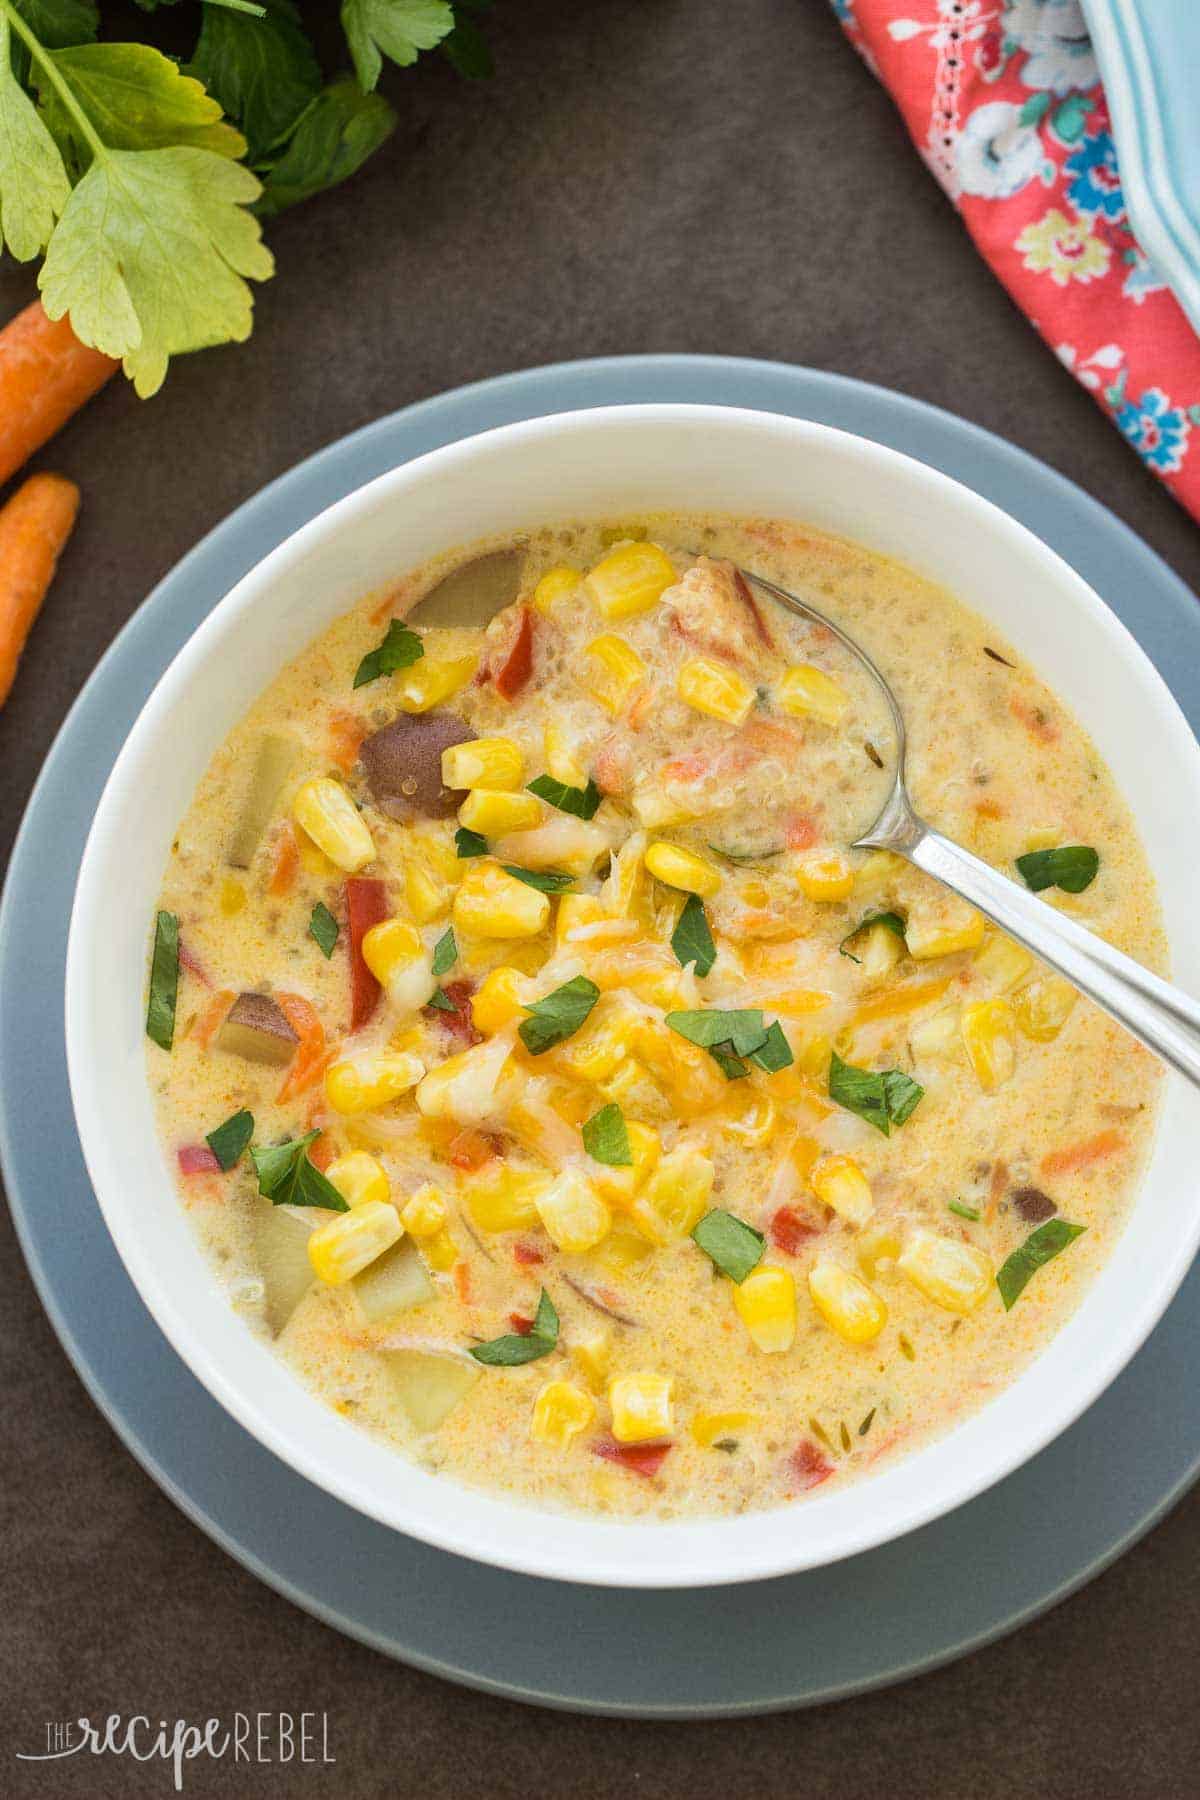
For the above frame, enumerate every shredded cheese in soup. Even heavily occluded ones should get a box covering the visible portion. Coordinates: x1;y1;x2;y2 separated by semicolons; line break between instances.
147;515;1163;1519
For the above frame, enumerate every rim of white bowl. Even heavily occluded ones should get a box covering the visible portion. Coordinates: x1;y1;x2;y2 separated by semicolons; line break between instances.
65;404;1200;1587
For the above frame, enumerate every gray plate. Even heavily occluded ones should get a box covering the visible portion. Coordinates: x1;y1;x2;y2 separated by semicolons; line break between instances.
2;357;1199;1717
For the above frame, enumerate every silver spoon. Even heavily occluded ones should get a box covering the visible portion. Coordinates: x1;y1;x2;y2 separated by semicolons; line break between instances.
739;564;1200;1090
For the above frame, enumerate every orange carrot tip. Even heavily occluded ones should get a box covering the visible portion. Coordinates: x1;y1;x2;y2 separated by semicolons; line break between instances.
0;471;80;711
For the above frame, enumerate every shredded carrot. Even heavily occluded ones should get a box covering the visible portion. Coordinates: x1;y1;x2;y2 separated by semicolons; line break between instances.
625;682;658;731
1041;1130;1126;1178
454;1260;472;1304
0;472;80;709
193;988;235;1050
267;826;299;896
973;797;1005;820
784;811;818;851
308;1132;335;1172
275;993;330;1103
1009;692;1059;743
850;976;952;1028
327;708;367;772
0;302;117;490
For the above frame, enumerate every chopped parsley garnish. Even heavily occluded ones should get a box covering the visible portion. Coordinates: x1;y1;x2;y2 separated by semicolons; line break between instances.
527;774;602;820
426;988;457;1012
250;1131;347;1211
996;1219;1086;1310
670;893;716;977
146;910;180;1051
828;1051;924;1136
205;1109;254;1172
665;1007;793;1079
455;827;488;858
692;1209;764;1283
352;619;423;688
309;901;339;959
838;910;906;964
502;865;576;893
1015;845;1099;895
582;1103;632;1167
471;1288;559;1365
431;928;457;978
948;1199;981;1222
518;976;600;1055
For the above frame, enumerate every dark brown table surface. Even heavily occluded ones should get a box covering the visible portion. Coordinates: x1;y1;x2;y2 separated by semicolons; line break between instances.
3;3;1199;1795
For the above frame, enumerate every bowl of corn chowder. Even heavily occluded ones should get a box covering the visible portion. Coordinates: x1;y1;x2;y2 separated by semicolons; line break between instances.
66;406;1200;1587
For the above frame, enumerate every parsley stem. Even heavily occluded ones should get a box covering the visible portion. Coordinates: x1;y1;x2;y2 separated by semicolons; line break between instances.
0;0;106;159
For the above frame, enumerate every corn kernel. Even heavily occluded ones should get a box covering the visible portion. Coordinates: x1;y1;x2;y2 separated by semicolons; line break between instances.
219;876;246;917
556;892;604;947
414;1034;512;1122
292;777;375;873
400;1183;447;1237
586;542;675;621
571;1329;613;1391
472;965;532;1034
961;997;1017;1092
308;1199;402;1286
325;1051;425;1115
582;634;648;714
608;1371;674;1442
603;834;647;919
394;653;477;713
464;1164;548;1232
973;932;1033;994
808;1258;887;1344
631;784;698;829
453;861;550;939
423;1229;458;1271
442;736;525;792
590;1121;661;1207
795;850;854;903
361;917;433;1014
859;920;904;980
629;1147;714;1244
777;663;849;727
910;1006;961;1058
1013;975;1078;1042
794;1031;833;1077
405;862;452;924
543;721;587;787
326;1151;390;1210
718;1094;778;1147
856;1222;901;1281
733;1265;797;1353
810;1153;874;1226
854;849;906;896
593;1218;656;1276
556;1001;633;1084
677;656;755;727
898;1228;993;1314
533;566;580;615
1025;827;1062;852
644;841;721;898
458;788;542;836
905;900;986;960
536;1168;612;1254
691;1409;757;1448
531;1379;596;1447
630;1015;728;1116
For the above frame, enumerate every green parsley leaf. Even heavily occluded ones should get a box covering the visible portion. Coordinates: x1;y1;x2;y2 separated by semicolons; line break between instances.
692;1209;764;1283
748;1020;794;1073
37;44;247;164
670;893;716;977
526;773;602;820
501;864;575;893
582;1102;632;1167
352;618;423;688
665;1008;766;1055
948;1199;981;1222
309;900;339;958
426;986;457;1012
254;78;395;217
441;2;493;78
996;1219;1086;1310
431;927;457;978
828;1051;924;1136
188;0;320;163
455;826;488;858
470;1286;559;1365
250;1130;348;1210
0;21;69;260
13;2;98;49
341;0;455;93
838;910;906;964
708;1044;751;1081
1015;845;1099;894
205;1108;254;1171
518;975;599;1055
145;910;179;1051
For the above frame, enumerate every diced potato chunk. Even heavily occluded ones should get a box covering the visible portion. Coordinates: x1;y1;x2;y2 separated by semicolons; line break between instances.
352;1238;435;1323
960;998;1017;1092
1012;975;1078;1042
379;1347;480;1432
535;1168;612;1254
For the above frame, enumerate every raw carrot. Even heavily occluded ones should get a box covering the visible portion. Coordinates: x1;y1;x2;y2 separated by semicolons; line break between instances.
327;708;367;772
267;825;299;896
1040;1130;1126;1178
0;471;80;709
275;993;330;1103
193;988;235;1050
0;303;117;490
453;1260;473;1304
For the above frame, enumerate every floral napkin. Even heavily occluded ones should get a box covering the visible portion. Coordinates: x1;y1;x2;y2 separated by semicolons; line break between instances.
831;0;1200;522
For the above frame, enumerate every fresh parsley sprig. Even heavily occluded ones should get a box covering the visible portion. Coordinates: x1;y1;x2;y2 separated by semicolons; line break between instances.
470;1288;559;1366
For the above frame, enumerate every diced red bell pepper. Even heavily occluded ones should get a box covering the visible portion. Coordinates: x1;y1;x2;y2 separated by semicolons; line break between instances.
177;1144;221;1176
493;605;534;700
512;1239;545;1266
789;1439;834;1492
591;1436;673;1479
345;876;389;1031
426;978;481;1045
509;1312;534;1336
770;1205;819;1257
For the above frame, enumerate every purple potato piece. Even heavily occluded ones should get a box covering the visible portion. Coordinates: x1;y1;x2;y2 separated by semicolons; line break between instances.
215;992;299;1067
360;711;476;818
405;550;523;630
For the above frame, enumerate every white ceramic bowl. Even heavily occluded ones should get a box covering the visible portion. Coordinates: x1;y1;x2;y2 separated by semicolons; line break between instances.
66;405;1200;1588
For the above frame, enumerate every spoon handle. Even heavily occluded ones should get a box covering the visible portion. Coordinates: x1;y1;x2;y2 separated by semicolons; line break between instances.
903;823;1200;1090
